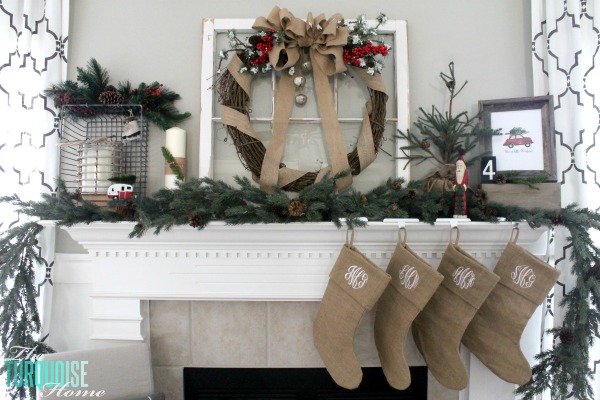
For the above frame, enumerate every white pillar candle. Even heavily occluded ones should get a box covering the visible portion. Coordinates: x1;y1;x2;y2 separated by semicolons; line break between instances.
81;147;113;193
164;127;186;189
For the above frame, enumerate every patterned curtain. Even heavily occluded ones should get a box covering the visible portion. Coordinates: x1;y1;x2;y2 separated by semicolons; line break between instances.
532;0;600;397
0;0;69;368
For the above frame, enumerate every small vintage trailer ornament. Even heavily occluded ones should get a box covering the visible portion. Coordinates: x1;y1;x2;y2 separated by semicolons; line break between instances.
107;184;134;200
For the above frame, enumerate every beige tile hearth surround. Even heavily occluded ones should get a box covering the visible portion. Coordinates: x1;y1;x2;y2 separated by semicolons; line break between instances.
149;300;457;400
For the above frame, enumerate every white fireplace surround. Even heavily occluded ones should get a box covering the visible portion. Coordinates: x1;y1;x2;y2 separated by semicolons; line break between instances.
57;220;550;400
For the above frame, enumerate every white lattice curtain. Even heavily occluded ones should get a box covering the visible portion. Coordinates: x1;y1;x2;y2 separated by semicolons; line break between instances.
0;0;69;392
532;0;600;397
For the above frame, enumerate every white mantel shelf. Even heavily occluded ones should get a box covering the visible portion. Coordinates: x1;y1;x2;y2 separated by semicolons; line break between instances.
56;221;549;343
61;220;549;301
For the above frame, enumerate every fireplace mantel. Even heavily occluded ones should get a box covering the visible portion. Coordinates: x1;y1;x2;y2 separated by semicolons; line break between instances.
58;220;548;340
55;220;549;400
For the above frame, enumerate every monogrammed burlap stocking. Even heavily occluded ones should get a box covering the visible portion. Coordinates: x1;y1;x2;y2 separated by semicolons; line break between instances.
462;239;560;384
314;243;391;389
374;240;444;390
411;242;499;390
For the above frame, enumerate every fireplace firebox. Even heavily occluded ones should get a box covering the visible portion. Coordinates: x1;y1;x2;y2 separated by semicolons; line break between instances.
183;367;427;399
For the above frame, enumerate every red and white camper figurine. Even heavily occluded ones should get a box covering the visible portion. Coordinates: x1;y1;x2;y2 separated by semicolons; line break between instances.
107;184;134;200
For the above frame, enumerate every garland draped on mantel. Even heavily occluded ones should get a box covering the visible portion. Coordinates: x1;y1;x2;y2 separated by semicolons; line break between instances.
1;174;600;398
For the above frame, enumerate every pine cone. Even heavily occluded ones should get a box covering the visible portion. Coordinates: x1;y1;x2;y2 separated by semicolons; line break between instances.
484;207;498;217
421;139;431;149
99;90;124;105
114;200;135;219
288;200;306;217
390;203;399;211
474;189;487;206
559;328;575;344
63;92;77;105
248;35;262;46
188;213;203;228
551;213;565;226
394;181;402;190
494;173;507;184
360;195;368;206
407;190;417;201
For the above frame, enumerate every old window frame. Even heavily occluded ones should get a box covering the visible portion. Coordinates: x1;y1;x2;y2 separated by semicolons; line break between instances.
200;18;410;185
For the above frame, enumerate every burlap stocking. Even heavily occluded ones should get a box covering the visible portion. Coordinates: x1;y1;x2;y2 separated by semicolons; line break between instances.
374;236;444;390
411;239;499;390
462;234;560;384
314;240;391;389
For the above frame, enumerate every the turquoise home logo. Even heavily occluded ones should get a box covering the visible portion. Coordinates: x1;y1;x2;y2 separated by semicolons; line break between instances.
4;346;105;397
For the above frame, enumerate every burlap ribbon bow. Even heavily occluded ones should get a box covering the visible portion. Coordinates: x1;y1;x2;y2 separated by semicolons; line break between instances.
220;7;387;191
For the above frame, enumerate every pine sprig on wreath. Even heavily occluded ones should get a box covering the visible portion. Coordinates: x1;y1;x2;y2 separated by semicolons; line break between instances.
219;13;390;76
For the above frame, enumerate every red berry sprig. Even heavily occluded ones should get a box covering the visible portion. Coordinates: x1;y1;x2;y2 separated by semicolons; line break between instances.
250;34;274;66
143;83;164;97
343;41;389;67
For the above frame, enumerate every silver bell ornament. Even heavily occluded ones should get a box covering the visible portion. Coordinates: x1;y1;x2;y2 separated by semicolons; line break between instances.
295;94;307;105
293;76;306;87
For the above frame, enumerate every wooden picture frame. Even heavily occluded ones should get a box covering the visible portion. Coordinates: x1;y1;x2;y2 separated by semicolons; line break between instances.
479;96;556;181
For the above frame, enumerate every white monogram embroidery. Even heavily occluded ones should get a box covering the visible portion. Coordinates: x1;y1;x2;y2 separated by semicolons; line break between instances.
452;266;476;289
345;265;368;289
398;265;420;290
511;265;536;288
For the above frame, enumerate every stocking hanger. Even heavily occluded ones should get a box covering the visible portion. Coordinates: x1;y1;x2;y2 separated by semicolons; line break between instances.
450;226;460;245
398;225;407;245
509;222;520;243
383;218;419;245
346;228;355;246
340;217;367;246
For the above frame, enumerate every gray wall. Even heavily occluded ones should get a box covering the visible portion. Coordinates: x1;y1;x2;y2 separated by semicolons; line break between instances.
67;0;532;190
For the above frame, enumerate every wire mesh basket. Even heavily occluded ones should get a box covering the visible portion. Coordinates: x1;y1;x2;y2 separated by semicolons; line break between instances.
58;104;148;205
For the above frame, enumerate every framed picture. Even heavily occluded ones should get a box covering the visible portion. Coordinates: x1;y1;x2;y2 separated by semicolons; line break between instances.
479;96;556;181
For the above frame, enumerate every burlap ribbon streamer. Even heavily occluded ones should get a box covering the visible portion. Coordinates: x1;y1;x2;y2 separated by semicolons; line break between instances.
220;7;387;191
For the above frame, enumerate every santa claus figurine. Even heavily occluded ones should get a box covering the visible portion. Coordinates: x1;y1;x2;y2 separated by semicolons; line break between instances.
453;156;469;218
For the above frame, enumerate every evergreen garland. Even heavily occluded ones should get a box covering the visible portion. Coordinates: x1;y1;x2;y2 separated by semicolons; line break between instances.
1;175;600;399
44;58;191;130
0;222;53;399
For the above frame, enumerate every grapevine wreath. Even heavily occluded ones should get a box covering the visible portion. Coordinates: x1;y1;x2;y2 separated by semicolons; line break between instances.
217;7;390;192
